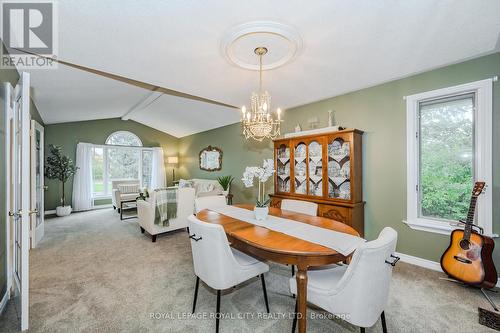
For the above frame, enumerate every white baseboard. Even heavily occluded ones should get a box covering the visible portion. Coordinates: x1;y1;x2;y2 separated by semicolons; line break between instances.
0;291;9;315
395;251;500;288
92;204;113;210
44;210;56;216
395;252;443;272
44;204;112;216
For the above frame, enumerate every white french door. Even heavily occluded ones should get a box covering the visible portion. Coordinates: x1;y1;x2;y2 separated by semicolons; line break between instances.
8;72;31;331
30;120;44;248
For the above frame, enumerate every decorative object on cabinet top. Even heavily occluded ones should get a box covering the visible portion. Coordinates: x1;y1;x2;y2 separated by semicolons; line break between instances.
284;125;345;138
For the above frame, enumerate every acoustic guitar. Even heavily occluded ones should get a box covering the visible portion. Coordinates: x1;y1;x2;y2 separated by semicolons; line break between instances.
440;182;497;289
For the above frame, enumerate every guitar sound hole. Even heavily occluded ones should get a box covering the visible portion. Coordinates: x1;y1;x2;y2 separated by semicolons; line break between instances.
459;239;470;250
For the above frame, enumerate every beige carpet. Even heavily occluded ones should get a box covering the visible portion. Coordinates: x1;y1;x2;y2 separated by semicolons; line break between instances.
0;208;498;332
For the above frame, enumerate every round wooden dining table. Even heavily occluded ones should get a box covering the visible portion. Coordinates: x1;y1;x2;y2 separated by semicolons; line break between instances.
196;204;360;333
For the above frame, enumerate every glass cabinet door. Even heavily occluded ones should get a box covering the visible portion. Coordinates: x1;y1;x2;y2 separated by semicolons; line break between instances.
308;140;323;196
328;137;351;200
294;142;307;194
276;144;290;192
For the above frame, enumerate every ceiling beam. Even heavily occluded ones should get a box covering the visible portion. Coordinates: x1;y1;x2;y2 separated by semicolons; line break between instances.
121;88;163;121
13;48;238;109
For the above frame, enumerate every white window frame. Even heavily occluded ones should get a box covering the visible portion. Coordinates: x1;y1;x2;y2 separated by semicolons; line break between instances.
405;78;494;236
105;130;143;146
90;144;154;200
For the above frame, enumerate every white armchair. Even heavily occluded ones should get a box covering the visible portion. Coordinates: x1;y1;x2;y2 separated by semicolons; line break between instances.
290;227;398;333
137;187;195;242
111;179;141;212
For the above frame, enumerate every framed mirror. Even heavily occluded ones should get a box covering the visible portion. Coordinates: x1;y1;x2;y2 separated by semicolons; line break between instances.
199;146;222;171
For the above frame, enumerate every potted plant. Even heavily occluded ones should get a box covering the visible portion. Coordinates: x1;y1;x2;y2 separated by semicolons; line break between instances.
45;144;78;216
217;175;234;197
241;159;275;221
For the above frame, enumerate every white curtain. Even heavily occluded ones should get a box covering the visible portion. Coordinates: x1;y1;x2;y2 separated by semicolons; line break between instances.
72;143;93;211
151;147;166;189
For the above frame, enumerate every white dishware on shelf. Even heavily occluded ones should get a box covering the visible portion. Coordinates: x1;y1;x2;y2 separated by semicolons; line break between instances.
279;157;290;165
295;175;307;183
341;160;350;178
331;176;348;186
310;156;322;164
328;160;341;177
332;143;350;162
339;181;351;199
295;156;306;164
295;144;306;157
309;174;322;183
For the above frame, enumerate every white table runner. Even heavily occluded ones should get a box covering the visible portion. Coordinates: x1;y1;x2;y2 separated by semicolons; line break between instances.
210;206;365;256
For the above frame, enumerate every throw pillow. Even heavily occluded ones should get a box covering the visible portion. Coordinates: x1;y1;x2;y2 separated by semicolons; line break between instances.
197;189;223;198
178;179;194;188
194;182;215;194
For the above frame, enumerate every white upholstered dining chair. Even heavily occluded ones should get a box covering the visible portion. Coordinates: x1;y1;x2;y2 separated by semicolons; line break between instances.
290;227;398;333
281;199;318;216
188;215;270;333
281;199;318;276
194;195;227;214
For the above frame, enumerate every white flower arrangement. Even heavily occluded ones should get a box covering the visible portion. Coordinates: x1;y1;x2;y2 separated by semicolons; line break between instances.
242;159;275;207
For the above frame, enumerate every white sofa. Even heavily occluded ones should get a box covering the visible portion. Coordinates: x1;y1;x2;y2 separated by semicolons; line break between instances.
112;179;141;212
186;178;226;197
137;187;196;242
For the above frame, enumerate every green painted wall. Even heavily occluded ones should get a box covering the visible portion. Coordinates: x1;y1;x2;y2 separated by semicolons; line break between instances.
0;41;44;301
179;52;500;266
44;118;179;210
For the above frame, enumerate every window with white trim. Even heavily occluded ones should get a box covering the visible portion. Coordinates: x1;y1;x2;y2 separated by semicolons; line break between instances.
406;79;494;236
91;131;153;198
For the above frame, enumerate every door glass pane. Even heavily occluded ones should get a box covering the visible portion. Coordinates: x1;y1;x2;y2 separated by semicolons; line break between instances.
92;147;105;195
294;143;307;194
0;88;6;292
308;141;322;196
418;94;474;221
328;138;350;199
15;98;22;280
35;129;42;226
276;144;290;192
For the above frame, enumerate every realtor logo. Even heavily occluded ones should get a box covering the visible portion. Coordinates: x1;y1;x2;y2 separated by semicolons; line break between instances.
1;1;57;69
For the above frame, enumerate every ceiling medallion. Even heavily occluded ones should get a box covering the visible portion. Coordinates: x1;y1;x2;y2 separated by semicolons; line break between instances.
241;46;282;142
221;21;302;71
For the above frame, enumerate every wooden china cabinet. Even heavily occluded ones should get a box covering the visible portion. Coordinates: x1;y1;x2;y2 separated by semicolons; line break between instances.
270;128;365;236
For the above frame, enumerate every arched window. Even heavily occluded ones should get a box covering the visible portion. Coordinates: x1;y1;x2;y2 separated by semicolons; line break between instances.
91;131;152;198
105;131;142;146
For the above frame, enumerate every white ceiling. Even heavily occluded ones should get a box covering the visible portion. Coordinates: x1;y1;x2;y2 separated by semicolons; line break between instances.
127;93;239;138
27;0;500;137
29;65;152;124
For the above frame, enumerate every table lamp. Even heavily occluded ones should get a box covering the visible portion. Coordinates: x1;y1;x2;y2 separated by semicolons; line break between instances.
167;156;179;184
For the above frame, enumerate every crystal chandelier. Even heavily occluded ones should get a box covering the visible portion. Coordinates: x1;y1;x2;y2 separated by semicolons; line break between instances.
241;47;282;141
